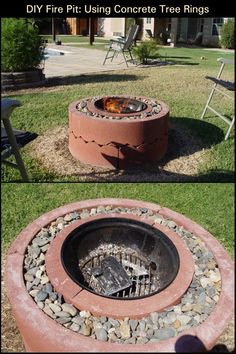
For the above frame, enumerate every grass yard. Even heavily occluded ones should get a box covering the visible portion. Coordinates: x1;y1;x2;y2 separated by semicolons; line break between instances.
41;34;110;50
1;183;234;257
1;46;234;182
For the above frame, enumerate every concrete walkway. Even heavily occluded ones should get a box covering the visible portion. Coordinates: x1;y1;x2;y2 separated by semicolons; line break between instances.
43;44;137;78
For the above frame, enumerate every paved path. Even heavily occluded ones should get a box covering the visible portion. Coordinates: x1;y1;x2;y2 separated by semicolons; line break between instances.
43;44;137;78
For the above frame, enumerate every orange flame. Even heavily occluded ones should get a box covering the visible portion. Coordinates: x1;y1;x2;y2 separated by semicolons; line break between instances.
103;97;130;114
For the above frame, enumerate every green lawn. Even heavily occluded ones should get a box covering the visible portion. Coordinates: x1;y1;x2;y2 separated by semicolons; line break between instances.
41;35;110;44
1;183;234;257
41;34;110;50
1;46;234;182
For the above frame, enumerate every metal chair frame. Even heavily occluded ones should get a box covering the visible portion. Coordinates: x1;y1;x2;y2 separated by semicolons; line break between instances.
201;57;234;140
1;99;29;180
103;24;139;67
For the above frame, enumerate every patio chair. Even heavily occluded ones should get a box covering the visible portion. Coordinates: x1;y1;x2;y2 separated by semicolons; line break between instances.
103;24;140;67
201;57;235;140
145;29;153;39
187;32;203;45
1;98;37;181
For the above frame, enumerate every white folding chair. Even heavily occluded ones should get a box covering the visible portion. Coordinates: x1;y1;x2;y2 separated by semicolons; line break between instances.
1;99;32;180
201;57;235;140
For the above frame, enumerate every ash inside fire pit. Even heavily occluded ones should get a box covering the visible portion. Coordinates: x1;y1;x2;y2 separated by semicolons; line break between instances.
61;218;180;299
95;97;147;114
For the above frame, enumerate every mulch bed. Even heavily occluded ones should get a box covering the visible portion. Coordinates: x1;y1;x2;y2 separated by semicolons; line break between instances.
28;122;208;181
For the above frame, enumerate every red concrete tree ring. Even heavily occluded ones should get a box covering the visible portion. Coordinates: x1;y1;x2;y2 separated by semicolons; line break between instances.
68;96;170;168
5;198;234;352
45;213;194;319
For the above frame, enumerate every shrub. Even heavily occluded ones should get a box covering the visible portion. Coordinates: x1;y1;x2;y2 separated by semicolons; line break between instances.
133;40;160;64
220;19;235;49
1;18;45;72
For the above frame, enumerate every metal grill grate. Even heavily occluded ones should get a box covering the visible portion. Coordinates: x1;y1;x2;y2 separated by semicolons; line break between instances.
79;249;160;298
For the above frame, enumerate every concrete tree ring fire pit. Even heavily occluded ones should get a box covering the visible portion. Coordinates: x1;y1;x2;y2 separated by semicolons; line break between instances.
68;96;169;168
5;198;234;352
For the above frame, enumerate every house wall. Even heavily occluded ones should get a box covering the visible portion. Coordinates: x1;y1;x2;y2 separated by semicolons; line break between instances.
102;18;126;38
202;18;220;46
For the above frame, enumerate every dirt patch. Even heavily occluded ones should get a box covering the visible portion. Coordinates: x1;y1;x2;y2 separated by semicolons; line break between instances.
29;123;208;181
1;252;234;352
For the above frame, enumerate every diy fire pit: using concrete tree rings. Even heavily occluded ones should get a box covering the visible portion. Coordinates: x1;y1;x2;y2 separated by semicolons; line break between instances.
5;198;234;352
68;96;169;168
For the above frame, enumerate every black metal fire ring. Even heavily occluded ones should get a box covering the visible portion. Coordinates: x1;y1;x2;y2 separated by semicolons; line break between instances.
61;217;180;300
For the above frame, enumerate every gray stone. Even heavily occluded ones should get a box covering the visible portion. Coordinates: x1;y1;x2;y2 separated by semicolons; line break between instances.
43;305;55;318
109;318;119;327
154;327;176;340
62;303;77;316
137;320;146;332
96;206;106;213
207;286;216;298
136;337;149;344
95;328;108;341
64;214;74;222
70;323;80;332
197;292;206;305
56;317;71;324
181;297;194;305
29;289;39;297
203;305;212;315
32;277;40;286
35;269;43;279
44;283;53;293
124;337;136;344
79;310;91;318
150;312;159;324
24;273;35;282
49;303;61;313
181;304;193;312
72;316;84;326
70;212;79;219
31;245;41;258
146;328;154;338
192;304;203;314
56;311;71;318
177;315;192;326
37;301;44;310
167;221;177;229
99;316;107;324
35;290;48;302
41;275;49;284
129;319;138;332
200;277;211;288
108;332;118;342
80;211;90;219
26;267;39;276
41;244;49;253
36;238;49;247
49;292;57;301
165;312;176;324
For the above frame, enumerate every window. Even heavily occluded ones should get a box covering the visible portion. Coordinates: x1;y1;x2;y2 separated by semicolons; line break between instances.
212;18;224;35
166;18;172;32
146;18;151;24
200;19;204;32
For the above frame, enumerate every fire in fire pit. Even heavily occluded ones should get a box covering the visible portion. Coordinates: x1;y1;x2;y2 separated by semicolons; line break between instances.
68;95;170;168
61;218;180;299
95;97;147;114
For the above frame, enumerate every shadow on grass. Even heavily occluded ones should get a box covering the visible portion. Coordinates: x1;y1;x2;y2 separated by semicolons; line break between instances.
140;54;199;66
45;73;141;87
2;117;234;183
